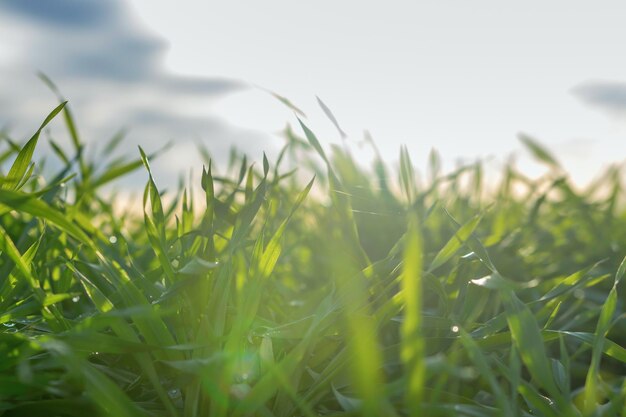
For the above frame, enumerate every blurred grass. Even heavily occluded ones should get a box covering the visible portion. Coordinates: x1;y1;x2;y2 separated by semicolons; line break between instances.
0;97;624;417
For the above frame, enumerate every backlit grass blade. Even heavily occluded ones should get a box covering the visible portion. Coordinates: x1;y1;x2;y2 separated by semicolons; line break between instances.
0;188;93;248
256;176;314;280
298;117;329;165
538;264;598;302
614;254;626;286
3;101;66;190
263;152;270;177
139;146;175;281
345;313;397;417
441;212;499;277
401;213;424;415
582;256;624;414
90;159;144;189
317;96;347;139
501;290;569;411
399;145;416;202
266;88;306;117
229;177;314;351
519;133;561;170
0;227;46;305
427;213;482;273
38;72;83;157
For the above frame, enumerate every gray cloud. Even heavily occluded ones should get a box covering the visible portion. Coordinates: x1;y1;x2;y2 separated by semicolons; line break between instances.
0;0;267;188
160;76;243;96
572;80;626;114
1;0;115;29
59;35;164;82
0;0;241;87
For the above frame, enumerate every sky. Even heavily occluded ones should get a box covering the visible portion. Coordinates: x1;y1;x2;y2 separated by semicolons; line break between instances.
2;1;626;189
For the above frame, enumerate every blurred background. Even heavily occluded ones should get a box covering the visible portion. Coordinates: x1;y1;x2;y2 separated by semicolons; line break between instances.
2;0;626;190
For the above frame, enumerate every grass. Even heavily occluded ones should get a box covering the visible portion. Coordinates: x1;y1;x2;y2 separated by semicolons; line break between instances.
0;97;624;417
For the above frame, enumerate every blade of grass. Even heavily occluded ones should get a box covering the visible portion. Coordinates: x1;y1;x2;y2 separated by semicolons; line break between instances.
401;213;424;414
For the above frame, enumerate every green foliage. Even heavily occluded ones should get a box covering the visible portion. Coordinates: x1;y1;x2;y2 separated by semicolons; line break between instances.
0;101;624;417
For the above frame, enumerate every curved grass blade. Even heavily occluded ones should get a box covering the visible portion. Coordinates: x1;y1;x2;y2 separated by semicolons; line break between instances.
3;102;66;190
317;96;347;139
518;133;561;170
0;189;93;248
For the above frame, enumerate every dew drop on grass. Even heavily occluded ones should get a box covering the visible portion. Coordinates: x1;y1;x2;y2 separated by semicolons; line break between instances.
72;296;80;303
451;325;459;333
168;389;181;399
109;236;118;244
3;322;15;328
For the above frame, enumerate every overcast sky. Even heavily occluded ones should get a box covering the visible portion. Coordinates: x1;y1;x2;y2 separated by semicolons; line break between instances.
2;0;626;188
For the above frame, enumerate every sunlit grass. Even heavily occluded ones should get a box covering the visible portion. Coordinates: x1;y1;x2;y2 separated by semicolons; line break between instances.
0;96;624;417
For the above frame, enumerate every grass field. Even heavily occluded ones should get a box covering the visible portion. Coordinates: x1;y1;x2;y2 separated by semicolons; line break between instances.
0;100;624;417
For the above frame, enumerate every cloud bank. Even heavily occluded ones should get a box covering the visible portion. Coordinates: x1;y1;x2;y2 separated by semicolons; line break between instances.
0;0;272;188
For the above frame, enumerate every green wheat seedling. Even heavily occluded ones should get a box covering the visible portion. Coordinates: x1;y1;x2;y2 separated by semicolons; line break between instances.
0;96;624;417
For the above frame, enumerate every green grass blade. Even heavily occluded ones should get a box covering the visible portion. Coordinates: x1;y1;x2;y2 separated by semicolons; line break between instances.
3;101;66;190
427;214;482;272
401;213;424;414
518;133;561;170
501;290;567;410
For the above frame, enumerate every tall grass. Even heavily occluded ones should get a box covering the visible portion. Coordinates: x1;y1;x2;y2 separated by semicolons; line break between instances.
0;98;624;417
